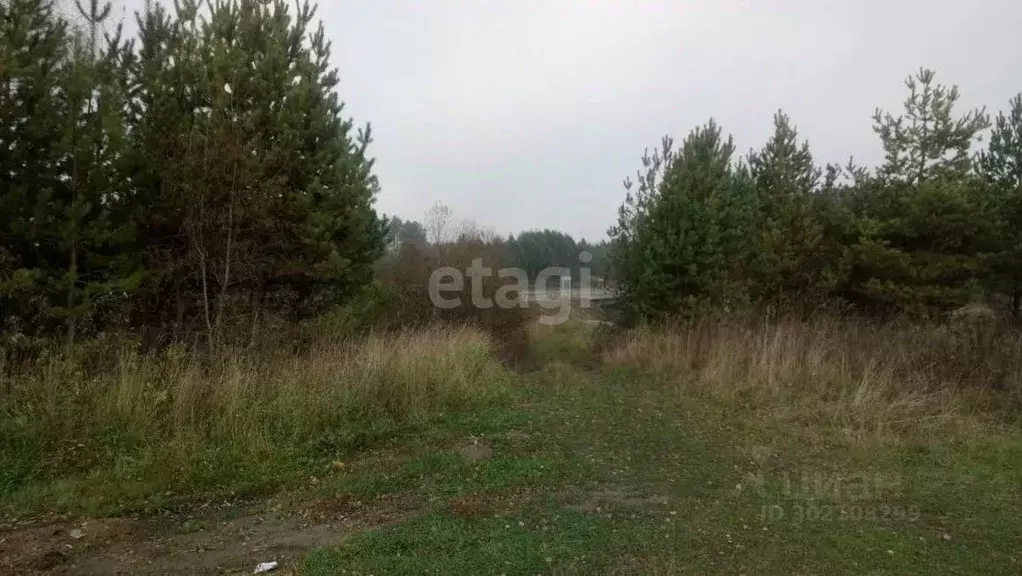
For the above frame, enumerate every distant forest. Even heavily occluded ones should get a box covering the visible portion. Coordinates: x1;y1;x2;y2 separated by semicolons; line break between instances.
383;212;610;286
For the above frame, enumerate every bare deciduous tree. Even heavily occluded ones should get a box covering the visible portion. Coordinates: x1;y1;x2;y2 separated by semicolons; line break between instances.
425;201;453;246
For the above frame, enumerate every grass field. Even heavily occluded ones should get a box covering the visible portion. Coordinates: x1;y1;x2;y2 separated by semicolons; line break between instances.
2;317;1021;574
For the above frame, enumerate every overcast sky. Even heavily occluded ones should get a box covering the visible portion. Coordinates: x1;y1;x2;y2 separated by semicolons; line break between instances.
104;0;1022;240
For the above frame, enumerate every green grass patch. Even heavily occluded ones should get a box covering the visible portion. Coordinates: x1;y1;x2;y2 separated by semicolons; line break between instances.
302;509;662;575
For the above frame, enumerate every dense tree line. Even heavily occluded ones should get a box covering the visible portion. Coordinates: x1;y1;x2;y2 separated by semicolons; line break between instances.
504;229;577;283
14;1;1007;350
610;69;1022;322
384;212;611;288
504;231;611;286
384;216;427;250
1;0;385;349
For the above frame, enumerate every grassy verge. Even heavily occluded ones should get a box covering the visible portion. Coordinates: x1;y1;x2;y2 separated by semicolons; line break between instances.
604;316;1022;445
0;326;511;516
303;318;1022;574
2;315;1020;573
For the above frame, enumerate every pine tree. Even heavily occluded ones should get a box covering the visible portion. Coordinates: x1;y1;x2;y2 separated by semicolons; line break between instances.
60;0;134;343
1;0;129;342
980;94;1022;315
874;68;988;186
848;69;992;315
512;230;578;283
749;110;828;309
1;0;72;340
383;217;427;250
125;0;385;346
610;120;755;321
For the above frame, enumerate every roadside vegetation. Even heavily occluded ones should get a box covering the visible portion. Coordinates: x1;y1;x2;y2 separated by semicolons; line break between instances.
5;316;1020;574
302;318;1022;575
0;326;511;516
608;316;1022;445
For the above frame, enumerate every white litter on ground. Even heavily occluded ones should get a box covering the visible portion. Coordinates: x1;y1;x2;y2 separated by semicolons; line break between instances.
253;561;278;573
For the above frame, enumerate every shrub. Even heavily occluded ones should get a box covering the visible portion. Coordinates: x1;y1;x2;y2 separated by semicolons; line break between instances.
375;240;531;364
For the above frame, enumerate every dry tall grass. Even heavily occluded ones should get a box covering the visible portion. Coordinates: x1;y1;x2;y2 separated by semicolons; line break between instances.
0;326;507;509
604;316;1022;443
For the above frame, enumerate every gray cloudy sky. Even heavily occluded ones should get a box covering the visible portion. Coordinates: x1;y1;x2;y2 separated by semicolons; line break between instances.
107;0;1022;240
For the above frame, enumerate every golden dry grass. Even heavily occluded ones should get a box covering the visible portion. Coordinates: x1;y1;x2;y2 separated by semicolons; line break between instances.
98;326;501;439
604;316;1022;444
